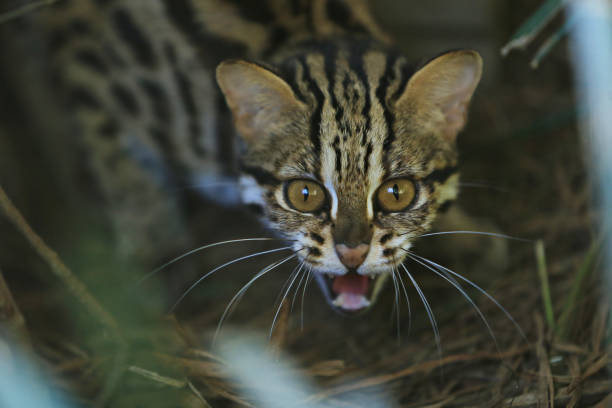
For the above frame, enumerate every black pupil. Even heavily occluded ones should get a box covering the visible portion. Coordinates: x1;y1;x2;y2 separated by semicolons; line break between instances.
392;184;399;200
302;185;309;201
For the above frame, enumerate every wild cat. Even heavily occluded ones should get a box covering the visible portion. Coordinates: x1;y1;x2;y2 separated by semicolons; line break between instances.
6;0;511;321
215;48;483;313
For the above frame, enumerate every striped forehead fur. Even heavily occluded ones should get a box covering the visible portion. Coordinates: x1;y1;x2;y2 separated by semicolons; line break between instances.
244;40;459;182
272;41;416;170
231;39;465;280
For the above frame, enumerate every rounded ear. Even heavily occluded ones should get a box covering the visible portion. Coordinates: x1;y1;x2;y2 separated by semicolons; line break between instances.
395;50;483;141
216;60;306;143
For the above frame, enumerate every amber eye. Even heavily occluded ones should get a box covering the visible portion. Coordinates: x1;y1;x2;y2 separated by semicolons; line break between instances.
376;179;416;212
285;179;327;212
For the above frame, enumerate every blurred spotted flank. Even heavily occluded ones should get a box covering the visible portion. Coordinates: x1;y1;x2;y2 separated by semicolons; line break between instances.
23;0;483;312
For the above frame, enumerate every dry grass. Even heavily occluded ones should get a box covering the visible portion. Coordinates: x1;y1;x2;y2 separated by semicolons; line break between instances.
1;72;610;406
0;2;610;407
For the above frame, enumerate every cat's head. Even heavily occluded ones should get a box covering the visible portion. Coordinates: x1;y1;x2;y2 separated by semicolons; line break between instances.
217;48;482;312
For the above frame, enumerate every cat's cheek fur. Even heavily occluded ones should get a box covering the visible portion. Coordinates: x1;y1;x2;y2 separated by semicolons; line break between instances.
301;224;344;272
357;228;408;275
271;216;347;274
376;211;433;238
305;224;347;275
435;174;460;206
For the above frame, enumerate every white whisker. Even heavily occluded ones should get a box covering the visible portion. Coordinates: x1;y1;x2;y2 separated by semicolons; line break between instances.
407;251;527;342
141;237;291;283
269;264;303;339
400;264;442;360
395;267;412;335
272;263;301;313
459;182;510;193
413;230;531;242
390;270;401;342
213;254;298;344
405;252;501;354
170;246;297;311
290;262;307;312
300;266;313;331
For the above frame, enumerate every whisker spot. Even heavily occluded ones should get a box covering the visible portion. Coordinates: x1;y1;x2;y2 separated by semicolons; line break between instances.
380;233;393;244
383;248;396;257
310;232;325;244
308;247;322;257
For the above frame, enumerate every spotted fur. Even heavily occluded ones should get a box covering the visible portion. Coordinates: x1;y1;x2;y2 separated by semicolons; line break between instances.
9;0;481;306
12;0;393;262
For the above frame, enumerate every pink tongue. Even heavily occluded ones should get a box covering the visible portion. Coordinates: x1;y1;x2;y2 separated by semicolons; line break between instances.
332;273;369;295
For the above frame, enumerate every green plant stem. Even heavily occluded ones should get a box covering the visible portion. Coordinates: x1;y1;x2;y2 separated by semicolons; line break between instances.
535;240;555;331
556;233;606;340
530;16;577;69
501;0;568;56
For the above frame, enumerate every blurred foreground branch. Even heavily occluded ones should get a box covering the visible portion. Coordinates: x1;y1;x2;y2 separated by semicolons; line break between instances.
0;184;126;406
0;184;121;338
0;267;30;347
0;0;57;24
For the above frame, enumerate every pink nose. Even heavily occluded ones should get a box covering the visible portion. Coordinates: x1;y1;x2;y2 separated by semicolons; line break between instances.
335;243;370;269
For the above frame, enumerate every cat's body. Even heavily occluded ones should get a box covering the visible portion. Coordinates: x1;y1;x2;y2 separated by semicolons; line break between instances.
8;0;388;259
3;0;498;312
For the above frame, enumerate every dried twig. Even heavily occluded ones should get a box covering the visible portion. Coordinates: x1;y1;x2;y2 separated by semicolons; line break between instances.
0;267;31;346
0;184;126;406
535;313;555;408
505;380;612;407
570;353;609;392
302;346;531;404
594;392;612;408
565;355;581;407
0;0;56;24
0;184;122;338
128;365;187;388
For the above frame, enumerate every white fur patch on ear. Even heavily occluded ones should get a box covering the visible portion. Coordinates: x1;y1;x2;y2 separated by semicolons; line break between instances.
216;60;306;142
396;50;483;141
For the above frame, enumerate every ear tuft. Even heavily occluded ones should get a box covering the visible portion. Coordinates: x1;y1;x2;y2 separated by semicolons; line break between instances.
396;50;482;141
216;60;305;143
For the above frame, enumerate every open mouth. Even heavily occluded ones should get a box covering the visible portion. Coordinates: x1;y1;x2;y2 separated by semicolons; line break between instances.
314;271;390;312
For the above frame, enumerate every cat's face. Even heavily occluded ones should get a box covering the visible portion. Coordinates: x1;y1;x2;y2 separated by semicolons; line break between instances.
217;48;481;311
